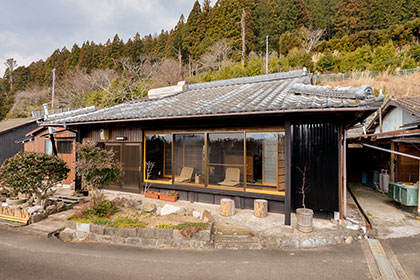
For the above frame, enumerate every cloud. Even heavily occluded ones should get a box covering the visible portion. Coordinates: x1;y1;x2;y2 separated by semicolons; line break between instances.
0;0;195;74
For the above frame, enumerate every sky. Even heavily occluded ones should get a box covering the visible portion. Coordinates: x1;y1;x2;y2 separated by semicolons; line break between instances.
0;0;196;75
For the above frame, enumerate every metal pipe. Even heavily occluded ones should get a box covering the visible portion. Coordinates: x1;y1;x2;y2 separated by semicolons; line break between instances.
343;129;347;218
43;103;57;156
362;143;420;161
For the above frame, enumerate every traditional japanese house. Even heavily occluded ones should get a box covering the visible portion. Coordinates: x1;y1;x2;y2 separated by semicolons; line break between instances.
42;69;383;223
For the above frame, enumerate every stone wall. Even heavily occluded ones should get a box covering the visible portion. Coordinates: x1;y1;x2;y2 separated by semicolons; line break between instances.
61;220;213;249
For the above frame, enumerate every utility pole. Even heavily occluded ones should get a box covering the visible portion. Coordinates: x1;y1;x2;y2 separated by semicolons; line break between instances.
241;9;246;66
178;47;182;78
51;68;56;109
266;35;269;74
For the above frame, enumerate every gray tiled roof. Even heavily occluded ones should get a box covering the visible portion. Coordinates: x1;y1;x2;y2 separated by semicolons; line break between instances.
44;69;384;125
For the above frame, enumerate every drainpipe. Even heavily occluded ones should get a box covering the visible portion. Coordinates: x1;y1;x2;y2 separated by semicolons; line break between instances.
343;130;347;218
43;103;57;156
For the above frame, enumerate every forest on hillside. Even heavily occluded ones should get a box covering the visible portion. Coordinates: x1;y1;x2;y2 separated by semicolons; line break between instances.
0;0;419;119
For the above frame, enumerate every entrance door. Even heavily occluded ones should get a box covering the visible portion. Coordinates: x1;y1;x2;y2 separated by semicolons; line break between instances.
122;144;141;190
105;143;140;190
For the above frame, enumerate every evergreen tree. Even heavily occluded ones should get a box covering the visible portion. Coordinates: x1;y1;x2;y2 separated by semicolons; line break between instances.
253;0;278;53
335;0;371;35
183;0;202;59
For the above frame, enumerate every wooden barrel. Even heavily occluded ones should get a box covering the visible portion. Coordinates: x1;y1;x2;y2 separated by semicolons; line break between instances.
296;208;313;233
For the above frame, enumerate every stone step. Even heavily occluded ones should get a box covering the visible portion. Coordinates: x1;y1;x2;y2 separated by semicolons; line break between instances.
213;234;260;244
212;224;254;236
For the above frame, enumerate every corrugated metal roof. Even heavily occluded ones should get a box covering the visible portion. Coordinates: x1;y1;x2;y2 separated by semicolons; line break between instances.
43;69;384;125
0;118;37;135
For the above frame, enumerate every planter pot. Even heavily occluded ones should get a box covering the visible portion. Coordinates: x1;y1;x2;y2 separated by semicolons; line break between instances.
159;194;178;202
296;208;313;233
6;198;26;205
80;190;89;196
144;191;160;199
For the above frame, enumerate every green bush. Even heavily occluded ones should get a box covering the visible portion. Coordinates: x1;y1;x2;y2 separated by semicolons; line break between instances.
0;151;69;203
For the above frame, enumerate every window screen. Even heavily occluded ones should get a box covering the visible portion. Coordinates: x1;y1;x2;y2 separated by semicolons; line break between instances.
57;141;73;154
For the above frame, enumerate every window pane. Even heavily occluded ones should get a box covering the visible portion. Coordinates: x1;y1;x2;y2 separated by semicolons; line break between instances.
145;134;172;182
45;139;53;155
174;134;204;185
246;132;285;193
208;133;244;189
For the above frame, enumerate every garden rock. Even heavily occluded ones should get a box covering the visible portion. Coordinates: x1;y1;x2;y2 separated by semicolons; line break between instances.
142;203;156;213
345;236;353;244
56;201;66;211
193;210;201;219
185;208;194;216
176;207;186;216
201;210;214;223
27;205;42;214
160;204;181;216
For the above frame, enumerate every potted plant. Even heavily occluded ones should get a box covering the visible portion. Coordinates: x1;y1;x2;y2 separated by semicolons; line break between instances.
143;161;159;199
159;190;178;202
296;165;313;233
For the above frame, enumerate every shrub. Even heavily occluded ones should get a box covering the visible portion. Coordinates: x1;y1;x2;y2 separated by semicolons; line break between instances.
0;151;69;205
76;142;123;190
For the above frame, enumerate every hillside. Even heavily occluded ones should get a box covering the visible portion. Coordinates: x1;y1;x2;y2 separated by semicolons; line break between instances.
0;0;419;119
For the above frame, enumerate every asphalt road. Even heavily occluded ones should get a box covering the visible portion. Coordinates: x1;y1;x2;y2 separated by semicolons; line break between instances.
385;234;420;279
0;227;373;280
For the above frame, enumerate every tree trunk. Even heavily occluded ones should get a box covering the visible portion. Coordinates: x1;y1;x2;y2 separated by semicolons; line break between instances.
254;199;268;218
220;198;235;216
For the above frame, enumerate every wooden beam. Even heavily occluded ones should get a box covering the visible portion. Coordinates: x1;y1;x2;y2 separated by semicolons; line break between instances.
285;120;292;226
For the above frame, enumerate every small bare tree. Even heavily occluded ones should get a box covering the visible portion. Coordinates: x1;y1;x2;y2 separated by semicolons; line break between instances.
152;58;182;86
297;165;310;209
301;28;324;54
199;39;233;72
144;161;155;193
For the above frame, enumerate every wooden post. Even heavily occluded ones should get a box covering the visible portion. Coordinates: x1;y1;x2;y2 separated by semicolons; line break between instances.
339;125;343;220
220;198;235;216
254;199;268;218
390;141;395;182
285;121;292;226
418;162;420;214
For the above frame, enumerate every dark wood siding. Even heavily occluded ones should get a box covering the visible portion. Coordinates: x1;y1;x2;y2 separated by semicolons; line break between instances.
0;122;38;164
83;126;143;143
291;122;340;212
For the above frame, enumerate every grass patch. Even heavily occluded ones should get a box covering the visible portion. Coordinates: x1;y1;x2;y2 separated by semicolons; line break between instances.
156;223;174;228
69;215;145;228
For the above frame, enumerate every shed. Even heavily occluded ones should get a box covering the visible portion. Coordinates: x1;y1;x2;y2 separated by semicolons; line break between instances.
0;118;38;164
